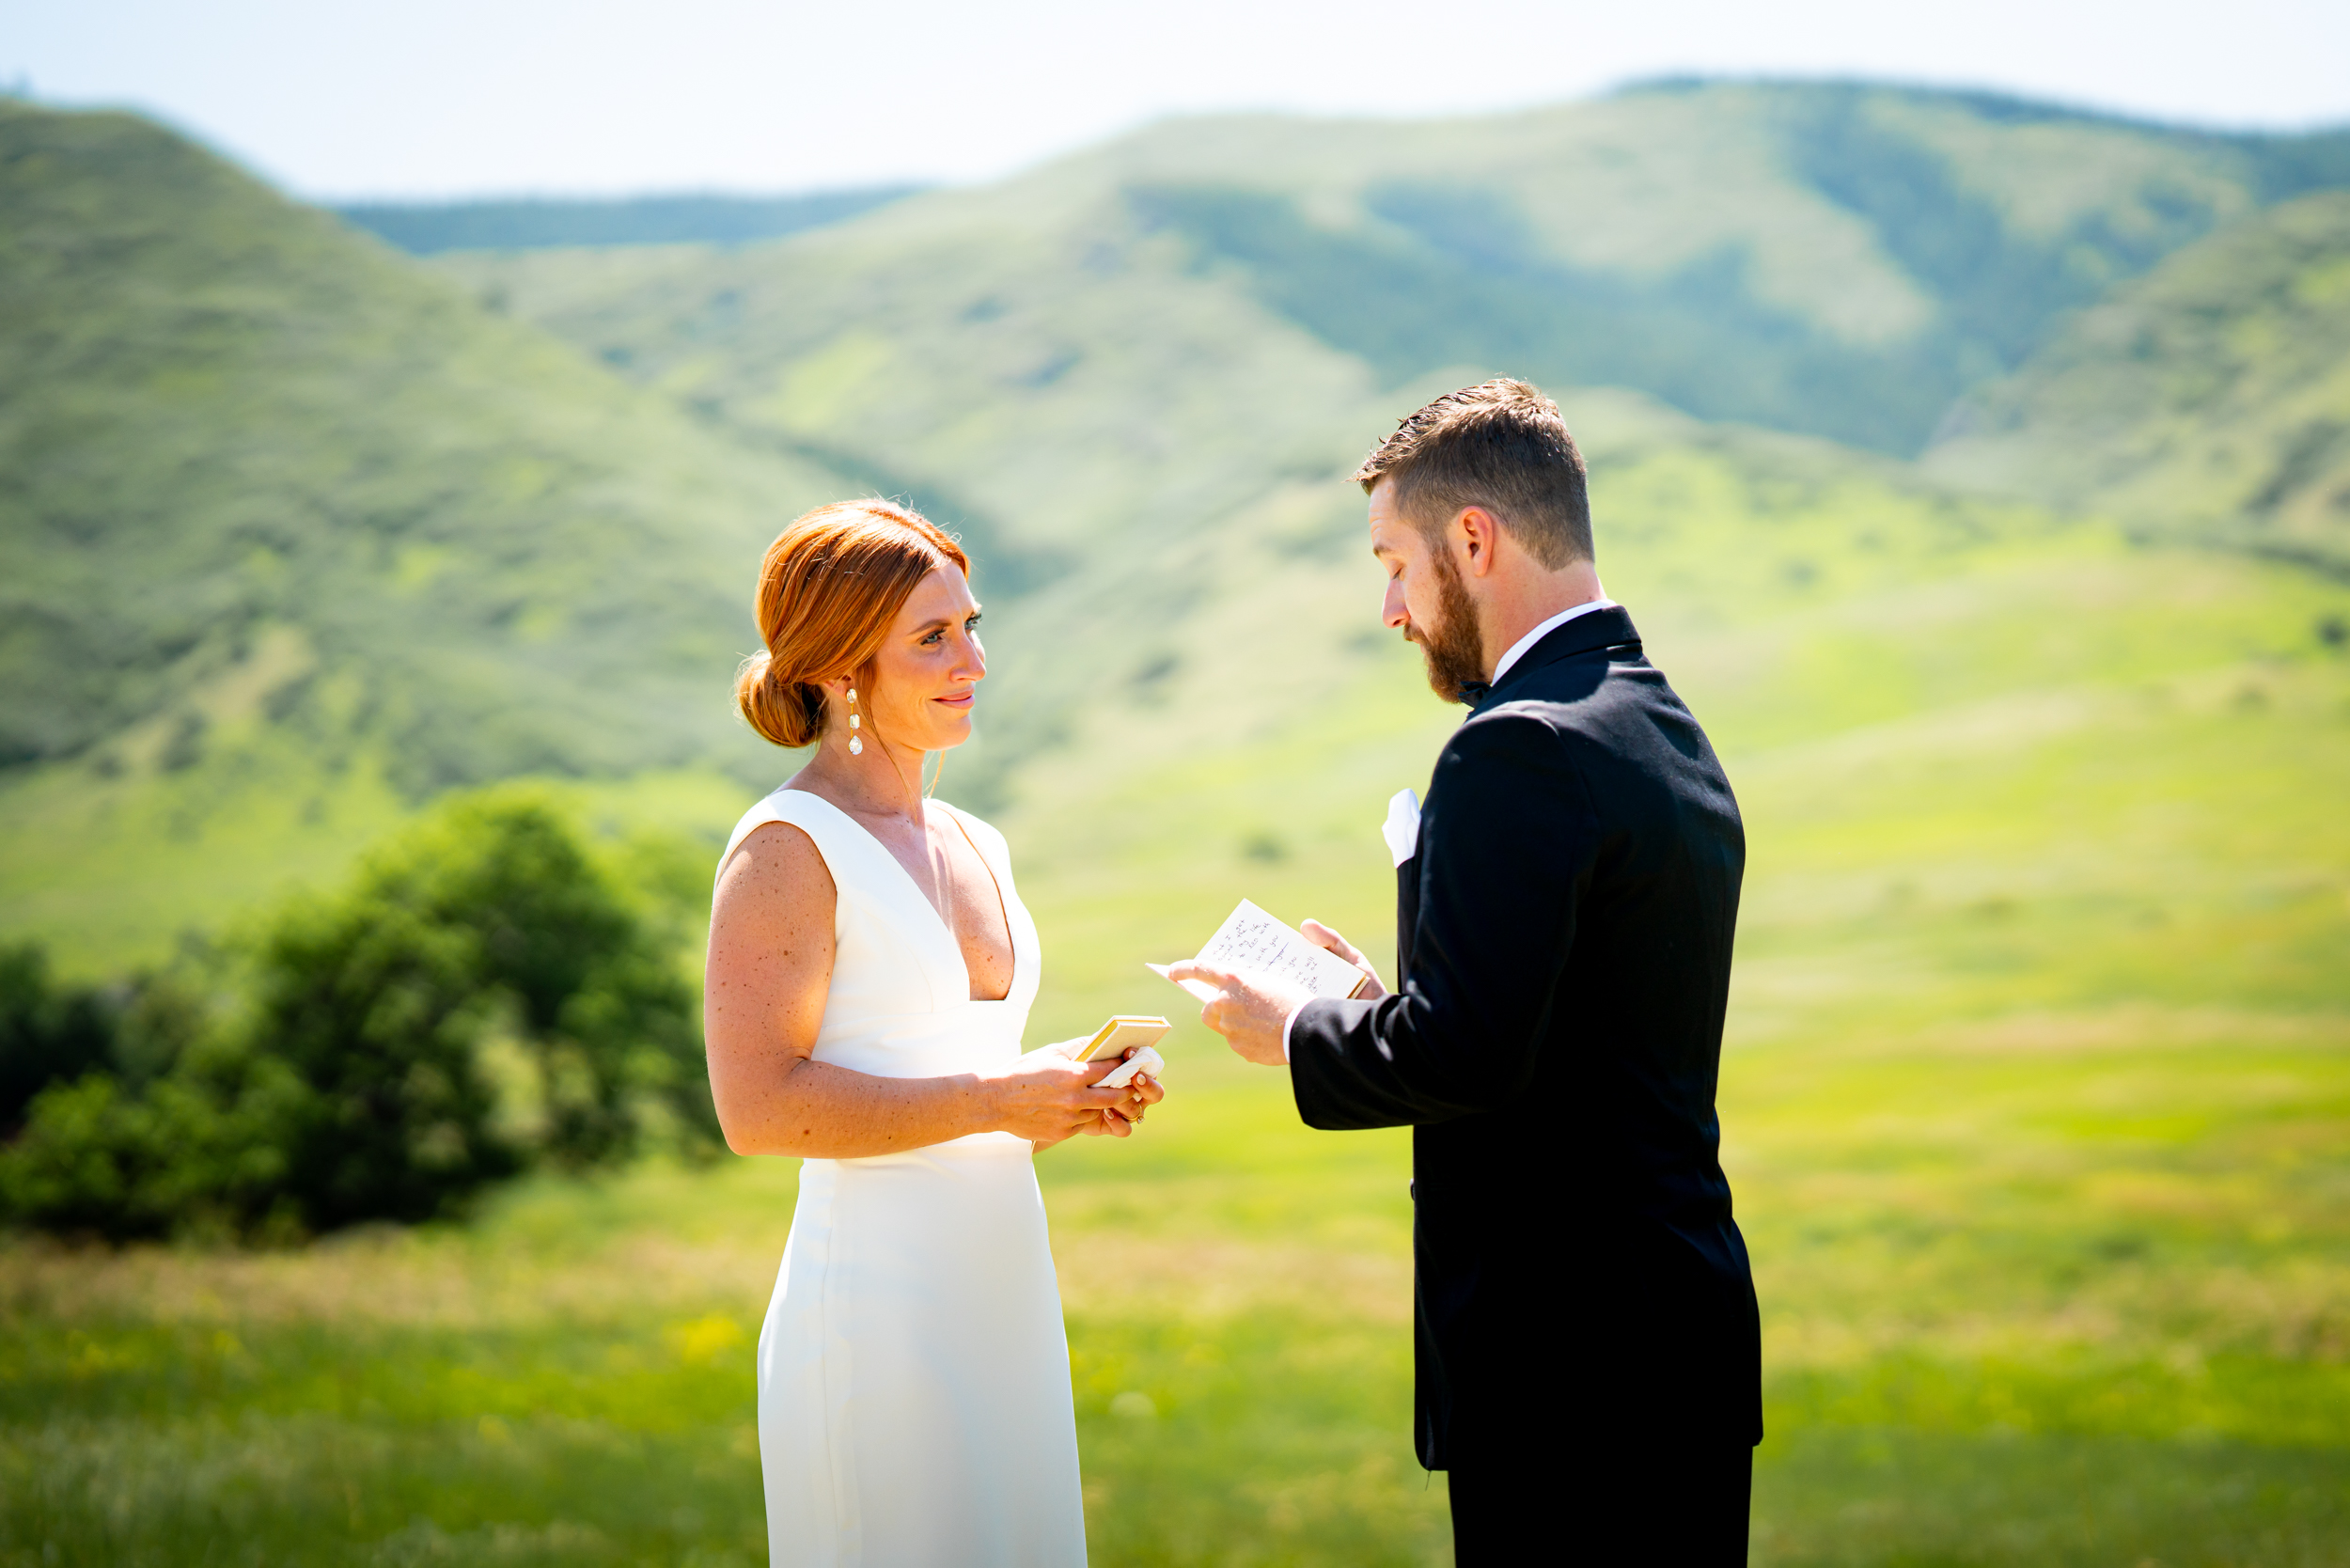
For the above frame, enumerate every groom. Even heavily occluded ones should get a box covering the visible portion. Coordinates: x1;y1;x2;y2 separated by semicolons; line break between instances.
1172;380;1759;1563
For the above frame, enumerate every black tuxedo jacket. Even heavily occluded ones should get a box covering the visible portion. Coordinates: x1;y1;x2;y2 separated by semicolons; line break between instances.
1288;606;1760;1468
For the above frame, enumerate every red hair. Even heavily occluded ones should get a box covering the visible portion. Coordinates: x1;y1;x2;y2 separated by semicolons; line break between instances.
735;500;970;749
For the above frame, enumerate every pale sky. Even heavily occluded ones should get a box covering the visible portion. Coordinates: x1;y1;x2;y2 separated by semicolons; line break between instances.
8;0;2348;199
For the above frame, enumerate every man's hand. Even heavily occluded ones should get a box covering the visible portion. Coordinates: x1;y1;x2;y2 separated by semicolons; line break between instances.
1300;919;1386;1000
1163;961;1310;1066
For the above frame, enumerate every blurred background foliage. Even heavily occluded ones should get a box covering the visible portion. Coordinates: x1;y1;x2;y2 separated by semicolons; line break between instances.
0;792;712;1242
2;73;2348;1567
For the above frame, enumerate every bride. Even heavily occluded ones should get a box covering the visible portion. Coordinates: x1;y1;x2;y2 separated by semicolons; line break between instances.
704;499;1161;1567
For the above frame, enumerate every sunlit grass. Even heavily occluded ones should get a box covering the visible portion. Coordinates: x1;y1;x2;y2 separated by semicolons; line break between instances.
7;461;2349;1562
7;1000;2346;1564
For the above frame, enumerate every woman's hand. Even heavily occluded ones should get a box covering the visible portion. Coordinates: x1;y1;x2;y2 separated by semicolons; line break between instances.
1023;1040;1167;1145
981;1044;1144;1149
1302;918;1386;999
1084;1046;1167;1138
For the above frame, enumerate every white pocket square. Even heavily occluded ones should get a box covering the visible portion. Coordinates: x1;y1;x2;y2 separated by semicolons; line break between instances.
1383;788;1421;869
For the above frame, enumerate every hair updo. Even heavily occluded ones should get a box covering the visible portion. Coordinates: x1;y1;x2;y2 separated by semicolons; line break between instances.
734;500;971;749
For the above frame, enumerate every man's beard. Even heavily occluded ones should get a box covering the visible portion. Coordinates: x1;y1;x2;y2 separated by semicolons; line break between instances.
1409;548;1487;705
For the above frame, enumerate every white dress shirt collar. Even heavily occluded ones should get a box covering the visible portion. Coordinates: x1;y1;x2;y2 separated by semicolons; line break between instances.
1489;598;1617;688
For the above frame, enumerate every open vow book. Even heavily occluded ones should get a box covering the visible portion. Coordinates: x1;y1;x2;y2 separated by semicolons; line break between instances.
1149;900;1376;1003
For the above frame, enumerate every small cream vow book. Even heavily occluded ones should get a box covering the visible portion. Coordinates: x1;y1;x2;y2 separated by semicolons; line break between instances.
1073;1016;1172;1060
1149;899;1375;1003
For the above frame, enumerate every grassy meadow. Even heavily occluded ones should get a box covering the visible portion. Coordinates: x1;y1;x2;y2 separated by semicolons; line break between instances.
9;414;2350;1563
6;988;2344;1565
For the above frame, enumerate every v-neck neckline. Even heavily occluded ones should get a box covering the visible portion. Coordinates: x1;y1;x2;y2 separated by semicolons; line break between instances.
782;786;1019;1004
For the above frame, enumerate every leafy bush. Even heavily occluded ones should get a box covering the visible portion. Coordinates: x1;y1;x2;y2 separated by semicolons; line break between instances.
0;945;118;1134
0;791;714;1240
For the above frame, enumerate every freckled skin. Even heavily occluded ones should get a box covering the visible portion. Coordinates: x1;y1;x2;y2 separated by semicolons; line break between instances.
704;566;1164;1158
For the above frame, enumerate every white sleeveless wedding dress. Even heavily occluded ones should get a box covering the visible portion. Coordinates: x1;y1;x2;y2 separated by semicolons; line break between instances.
720;787;1087;1568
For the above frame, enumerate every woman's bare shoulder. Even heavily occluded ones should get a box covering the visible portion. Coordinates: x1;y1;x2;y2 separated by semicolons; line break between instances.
714;818;837;923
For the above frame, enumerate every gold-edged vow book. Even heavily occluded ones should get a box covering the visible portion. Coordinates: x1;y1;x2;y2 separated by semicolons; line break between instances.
1073;1016;1173;1060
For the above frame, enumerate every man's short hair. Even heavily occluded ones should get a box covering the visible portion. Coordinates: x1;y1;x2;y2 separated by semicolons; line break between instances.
1353;379;1592;568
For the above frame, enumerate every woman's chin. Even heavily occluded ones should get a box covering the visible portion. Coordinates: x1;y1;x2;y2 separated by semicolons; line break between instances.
925;714;976;750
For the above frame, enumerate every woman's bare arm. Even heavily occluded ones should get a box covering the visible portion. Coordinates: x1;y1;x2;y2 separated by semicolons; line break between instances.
703;821;1148;1156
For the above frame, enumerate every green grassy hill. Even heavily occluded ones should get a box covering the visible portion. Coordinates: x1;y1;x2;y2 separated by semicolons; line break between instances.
8;83;2346;999
990;391;2350;1041
9;83;2350;972
1929;189;2350;573
446;81;2350;462
427;81;2350;819
0;102;866;966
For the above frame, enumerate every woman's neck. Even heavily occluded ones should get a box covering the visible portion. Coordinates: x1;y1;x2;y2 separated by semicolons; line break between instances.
800;732;927;824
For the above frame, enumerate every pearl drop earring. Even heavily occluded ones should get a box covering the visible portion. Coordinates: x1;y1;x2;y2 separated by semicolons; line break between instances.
847;686;862;755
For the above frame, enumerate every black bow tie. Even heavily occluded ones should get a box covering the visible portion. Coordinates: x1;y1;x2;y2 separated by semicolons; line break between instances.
1457;681;1491;704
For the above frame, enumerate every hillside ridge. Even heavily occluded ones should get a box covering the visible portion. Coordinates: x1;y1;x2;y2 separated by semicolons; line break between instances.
0;102;860;962
9;84;2350;976
452;78;2350;478
335;186;924;255
1927;189;2350;572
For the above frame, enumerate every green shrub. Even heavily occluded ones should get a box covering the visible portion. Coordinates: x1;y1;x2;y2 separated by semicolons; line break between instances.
0;1037;309;1239
0;944;118;1134
0;790;714;1240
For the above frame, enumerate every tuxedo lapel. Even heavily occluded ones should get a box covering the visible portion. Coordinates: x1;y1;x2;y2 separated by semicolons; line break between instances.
1395;854;1421;983
1402;611;1641;987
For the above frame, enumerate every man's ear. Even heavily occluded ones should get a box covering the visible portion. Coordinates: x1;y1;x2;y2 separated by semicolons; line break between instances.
1455;507;1501;578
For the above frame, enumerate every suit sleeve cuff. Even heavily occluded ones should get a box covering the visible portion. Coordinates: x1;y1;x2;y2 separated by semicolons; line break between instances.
1280;998;1307;1062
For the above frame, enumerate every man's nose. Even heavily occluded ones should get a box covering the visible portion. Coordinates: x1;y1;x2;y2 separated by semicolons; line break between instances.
1383;584;1408;629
